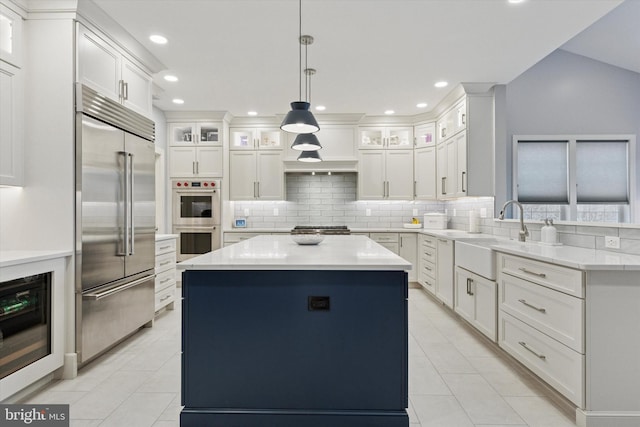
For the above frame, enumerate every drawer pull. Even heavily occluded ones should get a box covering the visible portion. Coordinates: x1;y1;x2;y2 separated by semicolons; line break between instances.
160;295;172;302
519;341;546;360
424;252;432;257
438;239;448;243
159;245;171;250
160;278;172;284
159;260;172;266
518;299;546;313
424;266;432;271
518;267;547;278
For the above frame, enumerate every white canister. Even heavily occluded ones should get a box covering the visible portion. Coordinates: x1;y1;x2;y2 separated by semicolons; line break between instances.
469;210;480;233
541;219;558;244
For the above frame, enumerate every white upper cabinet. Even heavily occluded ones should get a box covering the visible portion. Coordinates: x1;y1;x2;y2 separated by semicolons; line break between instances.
0;3;23;68
414;146;436;200
359;126;413;149
169;122;222;146
229;151;284;200
230;128;282;150
358;149;413;200
0;3;23;186
76;23;153;118
414;123;436;149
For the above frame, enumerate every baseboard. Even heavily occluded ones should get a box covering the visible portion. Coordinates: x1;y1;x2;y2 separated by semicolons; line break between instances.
576;409;640;427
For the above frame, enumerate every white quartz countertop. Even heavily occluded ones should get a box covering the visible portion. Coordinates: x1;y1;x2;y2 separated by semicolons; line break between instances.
178;235;412;271
488;240;640;271
0;250;73;268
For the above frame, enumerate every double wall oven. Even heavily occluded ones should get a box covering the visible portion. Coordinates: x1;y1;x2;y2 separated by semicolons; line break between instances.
172;180;221;261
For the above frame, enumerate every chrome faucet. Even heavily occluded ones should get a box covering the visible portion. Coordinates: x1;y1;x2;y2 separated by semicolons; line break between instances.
499;200;529;242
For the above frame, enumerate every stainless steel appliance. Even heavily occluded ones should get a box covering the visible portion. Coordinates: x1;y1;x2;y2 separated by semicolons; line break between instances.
172;180;221;261
291;225;351;235
172;180;220;226
75;84;156;364
0;273;51;379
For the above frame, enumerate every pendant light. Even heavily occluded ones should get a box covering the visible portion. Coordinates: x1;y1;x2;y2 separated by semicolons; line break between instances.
297;150;322;162
280;0;320;134
291;68;322;152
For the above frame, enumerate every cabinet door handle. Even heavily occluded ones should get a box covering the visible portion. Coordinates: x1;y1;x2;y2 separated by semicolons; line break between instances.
196;161;199;174
461;113;466;126
441;177;447;195
253;182;257;198
466;278;474;296
192;161;196;175
461;171;466;193
518;299;546;313
519;341;546;360
118;79;124;101
256;181;260;198
414;181;417;197
122;81;129;101
518;267;547;278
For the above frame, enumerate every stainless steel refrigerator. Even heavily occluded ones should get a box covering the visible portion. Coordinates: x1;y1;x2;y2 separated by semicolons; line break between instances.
75;84;156;364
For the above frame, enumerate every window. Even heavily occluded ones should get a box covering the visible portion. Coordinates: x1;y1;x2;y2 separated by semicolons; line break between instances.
513;135;636;223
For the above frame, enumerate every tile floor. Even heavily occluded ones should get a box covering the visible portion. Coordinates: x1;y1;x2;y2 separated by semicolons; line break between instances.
22;288;578;427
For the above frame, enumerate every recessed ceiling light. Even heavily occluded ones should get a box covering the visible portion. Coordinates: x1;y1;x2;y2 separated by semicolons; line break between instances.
315;105;326;111
164;75;178;82
247;111;258;116
149;34;168;45
508;0;525;3
384;110;395;115
416;102;428;108
172;98;184;105
434;81;448;88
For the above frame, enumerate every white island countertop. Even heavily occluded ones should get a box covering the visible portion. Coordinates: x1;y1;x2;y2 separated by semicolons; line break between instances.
178;235;412;271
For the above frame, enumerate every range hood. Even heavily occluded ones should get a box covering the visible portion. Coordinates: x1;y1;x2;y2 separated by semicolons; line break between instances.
283;159;358;173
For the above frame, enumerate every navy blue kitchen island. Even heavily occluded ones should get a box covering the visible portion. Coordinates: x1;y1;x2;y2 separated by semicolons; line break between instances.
178;235;411;427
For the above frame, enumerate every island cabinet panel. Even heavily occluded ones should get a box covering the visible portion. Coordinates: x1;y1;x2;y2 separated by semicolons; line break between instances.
181;269;409;427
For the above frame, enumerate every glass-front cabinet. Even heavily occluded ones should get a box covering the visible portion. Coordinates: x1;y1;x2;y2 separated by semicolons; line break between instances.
359;126;413;149
230;128;282;150
0;3;22;68
169;122;221;146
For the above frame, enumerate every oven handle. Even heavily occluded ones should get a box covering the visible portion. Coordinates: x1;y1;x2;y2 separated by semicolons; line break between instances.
83;276;154;301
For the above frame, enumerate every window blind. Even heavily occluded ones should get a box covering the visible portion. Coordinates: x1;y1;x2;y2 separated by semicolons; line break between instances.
517;140;569;203
576;140;629;203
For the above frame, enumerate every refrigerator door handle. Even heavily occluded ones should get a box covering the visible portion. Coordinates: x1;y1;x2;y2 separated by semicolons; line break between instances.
120;151;130;257
82;275;155;301
128;152;135;255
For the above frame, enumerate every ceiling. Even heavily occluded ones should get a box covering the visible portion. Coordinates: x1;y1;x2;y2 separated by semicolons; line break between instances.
91;0;635;119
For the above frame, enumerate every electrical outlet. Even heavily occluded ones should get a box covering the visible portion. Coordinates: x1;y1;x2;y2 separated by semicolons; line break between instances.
273;208;279;216
480;208;487;218
605;236;620;249
366;208;371;217
244;208;250;216
412;208;418;216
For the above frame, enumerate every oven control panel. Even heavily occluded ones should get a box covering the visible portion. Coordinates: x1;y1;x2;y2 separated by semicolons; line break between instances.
173;180;219;189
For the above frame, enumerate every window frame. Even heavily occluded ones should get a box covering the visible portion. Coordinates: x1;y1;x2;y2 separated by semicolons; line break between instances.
512;134;636;223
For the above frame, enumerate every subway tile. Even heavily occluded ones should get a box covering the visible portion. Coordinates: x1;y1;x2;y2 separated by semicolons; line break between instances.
558;232;596;249
576;225;619;236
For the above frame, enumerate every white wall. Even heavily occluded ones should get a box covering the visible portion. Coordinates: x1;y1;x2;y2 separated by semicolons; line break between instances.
0;19;75;251
496;49;640;220
152;107;169;233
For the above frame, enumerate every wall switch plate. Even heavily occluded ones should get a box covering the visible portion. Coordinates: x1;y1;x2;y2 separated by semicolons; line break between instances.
605;236;620;249
412;208;418;216
244;208;250;216
480;208;487;218
366;208;371;216
273;208;279;216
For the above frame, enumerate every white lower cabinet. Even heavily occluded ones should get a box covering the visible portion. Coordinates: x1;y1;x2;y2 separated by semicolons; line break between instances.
454;266;497;341
418;234;437;294
155;236;177;312
497;253;584;407
399;233;417;282
435;238;454;308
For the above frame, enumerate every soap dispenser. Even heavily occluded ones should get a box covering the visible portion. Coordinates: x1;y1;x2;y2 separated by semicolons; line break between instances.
541;218;558;244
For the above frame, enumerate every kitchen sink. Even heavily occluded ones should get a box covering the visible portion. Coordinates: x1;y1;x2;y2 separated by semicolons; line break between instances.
455;238;505;280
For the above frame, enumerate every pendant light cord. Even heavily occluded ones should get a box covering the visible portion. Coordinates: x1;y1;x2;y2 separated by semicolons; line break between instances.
299;0;302;102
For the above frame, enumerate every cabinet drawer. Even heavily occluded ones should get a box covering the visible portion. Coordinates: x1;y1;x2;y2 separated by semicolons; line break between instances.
224;232;261;245
155;251;176;273
421;247;436;264
499;311;584;406
155;238;176;255
421;234;437;249
498;253;584;298
421;260;436;281
420;273;436;295
155;268;176;293
155;285;176;311
370;233;398;243
499;273;584;353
